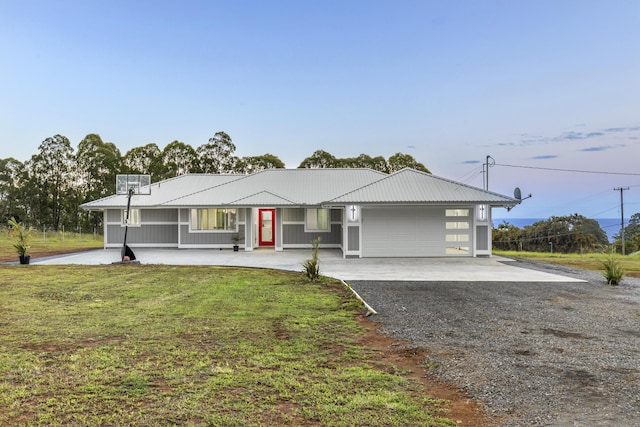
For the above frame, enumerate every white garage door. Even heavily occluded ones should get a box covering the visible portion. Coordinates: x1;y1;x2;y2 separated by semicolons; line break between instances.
362;207;446;257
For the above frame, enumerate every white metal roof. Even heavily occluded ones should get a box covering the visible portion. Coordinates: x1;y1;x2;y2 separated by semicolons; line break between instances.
81;168;518;210
81;174;244;209
327;168;518;206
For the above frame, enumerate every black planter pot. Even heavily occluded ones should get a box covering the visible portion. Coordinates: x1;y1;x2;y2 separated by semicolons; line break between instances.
233;245;239;252
19;255;30;265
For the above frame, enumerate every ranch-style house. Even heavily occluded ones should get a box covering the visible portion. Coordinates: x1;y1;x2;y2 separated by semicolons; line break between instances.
81;168;519;258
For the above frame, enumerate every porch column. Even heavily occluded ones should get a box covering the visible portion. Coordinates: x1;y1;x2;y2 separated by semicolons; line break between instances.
344;205;361;258
275;208;283;251
244;208;254;251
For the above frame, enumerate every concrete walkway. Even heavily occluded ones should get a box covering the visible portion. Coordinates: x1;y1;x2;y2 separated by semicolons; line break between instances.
33;248;584;282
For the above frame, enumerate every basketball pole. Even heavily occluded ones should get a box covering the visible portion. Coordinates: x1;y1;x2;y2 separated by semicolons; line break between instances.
121;187;136;262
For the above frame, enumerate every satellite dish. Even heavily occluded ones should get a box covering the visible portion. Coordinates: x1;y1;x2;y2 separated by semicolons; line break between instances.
514;187;522;201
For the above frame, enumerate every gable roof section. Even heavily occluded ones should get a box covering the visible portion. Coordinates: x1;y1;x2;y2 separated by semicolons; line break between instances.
327;168;519;206
81;168;388;209
227;191;297;207
81;168;518;210
160;168;387;207
81;174;243;209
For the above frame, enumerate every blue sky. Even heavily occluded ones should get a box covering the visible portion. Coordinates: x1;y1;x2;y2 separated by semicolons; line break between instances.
1;0;639;220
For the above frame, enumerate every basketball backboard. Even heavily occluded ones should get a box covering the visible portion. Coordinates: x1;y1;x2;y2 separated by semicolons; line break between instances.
116;174;151;195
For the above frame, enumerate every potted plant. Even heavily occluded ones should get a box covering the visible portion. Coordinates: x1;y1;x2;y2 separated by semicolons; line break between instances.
8;217;30;264
231;233;242;252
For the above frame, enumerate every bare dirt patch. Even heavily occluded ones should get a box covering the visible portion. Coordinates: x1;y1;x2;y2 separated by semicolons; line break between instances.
356;316;498;426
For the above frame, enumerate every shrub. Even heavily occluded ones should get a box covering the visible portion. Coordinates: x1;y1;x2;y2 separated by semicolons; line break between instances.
602;249;624;286
302;237;321;282
8;217;30;257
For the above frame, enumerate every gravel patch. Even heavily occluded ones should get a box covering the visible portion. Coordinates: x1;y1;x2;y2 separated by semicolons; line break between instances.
349;260;640;426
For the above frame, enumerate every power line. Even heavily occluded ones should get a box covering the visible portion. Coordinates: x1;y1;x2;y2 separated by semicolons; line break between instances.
495;163;640;176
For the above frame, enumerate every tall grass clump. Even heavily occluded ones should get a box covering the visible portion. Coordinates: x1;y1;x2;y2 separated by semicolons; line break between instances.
602;247;625;286
303;237;321;282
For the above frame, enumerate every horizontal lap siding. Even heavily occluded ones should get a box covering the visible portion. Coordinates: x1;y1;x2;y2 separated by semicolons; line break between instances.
180;224;245;245
144;209;178;222
282;208;343;246
283;224;341;245
282;208;304;222
106;208;179;246
107;224;178;245
106;209;121;222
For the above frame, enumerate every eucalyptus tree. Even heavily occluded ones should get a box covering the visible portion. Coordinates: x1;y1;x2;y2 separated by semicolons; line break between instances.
73;134;122;231
159;140;199;179
339;154;388;172
24;134;74;231
298;150;339;168
75;134;122;199
386;152;430;173
122;143;163;177
0;157;26;223
197;131;239;173
236;154;285;173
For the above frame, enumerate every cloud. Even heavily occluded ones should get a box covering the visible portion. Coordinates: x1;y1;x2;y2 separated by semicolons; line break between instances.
558;131;604;141
407;145;416;149
531;155;558;160
497;124;640;148
461;160;481;164
578;143;626;152
603;126;640;133
579;146;614;152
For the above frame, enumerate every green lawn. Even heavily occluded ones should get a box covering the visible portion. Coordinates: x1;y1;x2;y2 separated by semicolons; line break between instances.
0;229;103;263
495;250;640;279
0;265;455;427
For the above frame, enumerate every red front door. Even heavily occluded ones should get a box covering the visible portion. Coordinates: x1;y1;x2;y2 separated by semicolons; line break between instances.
258;209;275;246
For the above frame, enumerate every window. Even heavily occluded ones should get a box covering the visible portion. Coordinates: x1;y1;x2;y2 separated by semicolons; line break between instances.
122;209;140;226
446;209;469;217
446;234;469;242
306;208;330;231
446;221;469;230
190;208;237;231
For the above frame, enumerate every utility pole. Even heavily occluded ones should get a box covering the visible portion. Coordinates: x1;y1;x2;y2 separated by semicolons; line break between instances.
484;155;494;190
614;187;629;255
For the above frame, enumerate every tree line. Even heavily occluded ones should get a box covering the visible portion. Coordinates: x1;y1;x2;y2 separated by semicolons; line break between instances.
492;213;640;254
614;213;640;254
0;131;429;233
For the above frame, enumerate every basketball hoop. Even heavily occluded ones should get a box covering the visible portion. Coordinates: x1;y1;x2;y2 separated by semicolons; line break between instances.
115;175;151;263
116;174;151;195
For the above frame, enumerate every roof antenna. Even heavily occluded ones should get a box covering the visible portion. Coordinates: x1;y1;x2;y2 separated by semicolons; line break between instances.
508;187;532;211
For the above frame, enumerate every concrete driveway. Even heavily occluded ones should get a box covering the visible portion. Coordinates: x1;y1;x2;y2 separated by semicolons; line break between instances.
34;248;583;282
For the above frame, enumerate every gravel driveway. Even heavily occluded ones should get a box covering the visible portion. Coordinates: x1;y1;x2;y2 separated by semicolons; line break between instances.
350;260;640;426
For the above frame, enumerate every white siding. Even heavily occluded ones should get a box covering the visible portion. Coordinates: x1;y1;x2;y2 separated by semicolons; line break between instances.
361;207;445;257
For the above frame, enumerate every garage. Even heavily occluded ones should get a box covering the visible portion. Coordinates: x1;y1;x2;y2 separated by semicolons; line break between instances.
361;206;447;257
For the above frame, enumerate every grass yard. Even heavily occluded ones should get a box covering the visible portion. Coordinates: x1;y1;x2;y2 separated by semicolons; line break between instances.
0;229;103;263
495;250;640;279
0;265;457;426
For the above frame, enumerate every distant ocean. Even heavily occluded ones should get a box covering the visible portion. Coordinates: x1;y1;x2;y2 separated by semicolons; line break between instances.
492;218;623;242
